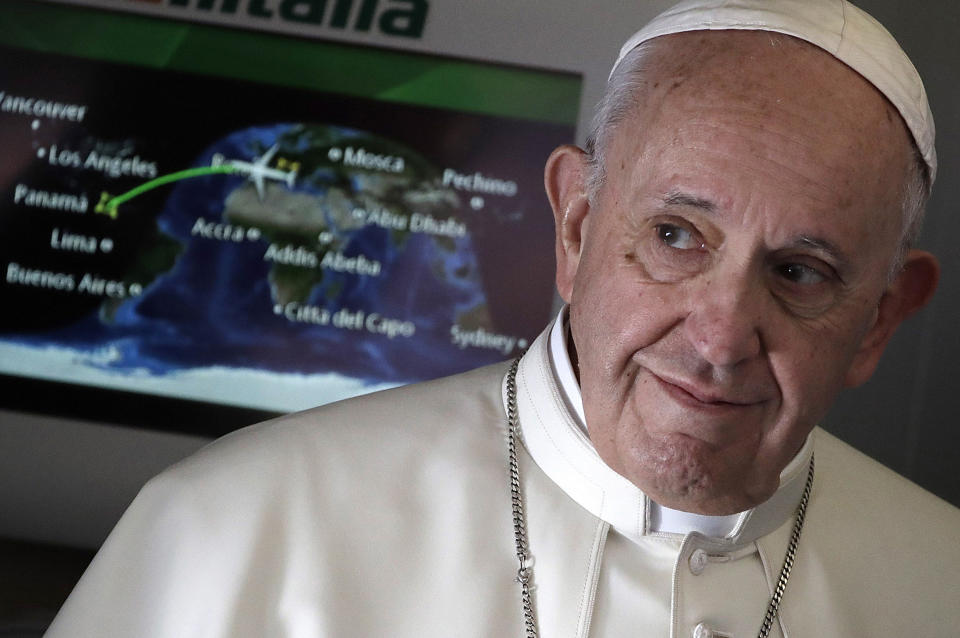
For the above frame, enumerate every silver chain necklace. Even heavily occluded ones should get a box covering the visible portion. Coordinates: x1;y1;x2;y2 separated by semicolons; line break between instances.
506;356;815;638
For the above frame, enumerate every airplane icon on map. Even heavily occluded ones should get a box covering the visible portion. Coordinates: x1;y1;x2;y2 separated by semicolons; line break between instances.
214;144;297;200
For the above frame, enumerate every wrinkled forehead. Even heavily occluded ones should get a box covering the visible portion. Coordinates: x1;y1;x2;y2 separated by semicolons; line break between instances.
621;31;911;163
604;32;913;248
613;0;935;185
633;30;905;134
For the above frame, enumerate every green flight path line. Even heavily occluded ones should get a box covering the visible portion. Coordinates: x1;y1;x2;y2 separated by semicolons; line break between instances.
97;165;239;218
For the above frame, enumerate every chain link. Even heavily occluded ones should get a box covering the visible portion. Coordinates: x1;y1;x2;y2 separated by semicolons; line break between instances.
506;356;538;638
757;454;815;638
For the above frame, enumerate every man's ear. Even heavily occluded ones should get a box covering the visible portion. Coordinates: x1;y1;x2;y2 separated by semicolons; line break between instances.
844;249;940;387
545;144;592;303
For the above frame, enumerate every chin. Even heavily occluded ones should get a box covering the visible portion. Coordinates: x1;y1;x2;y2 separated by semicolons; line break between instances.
625;435;774;515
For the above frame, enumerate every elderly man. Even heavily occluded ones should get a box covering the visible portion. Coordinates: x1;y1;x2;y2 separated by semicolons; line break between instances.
48;0;959;636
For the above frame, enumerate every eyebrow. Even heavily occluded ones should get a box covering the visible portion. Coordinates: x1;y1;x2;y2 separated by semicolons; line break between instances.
661;191;852;268
662;190;717;213
791;235;850;267
661;192;852;270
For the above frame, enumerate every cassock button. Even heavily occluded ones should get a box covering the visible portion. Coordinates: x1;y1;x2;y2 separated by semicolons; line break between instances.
689;548;709;575
692;622;715;638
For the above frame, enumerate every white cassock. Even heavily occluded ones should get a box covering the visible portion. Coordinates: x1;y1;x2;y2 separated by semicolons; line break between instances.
47;313;960;637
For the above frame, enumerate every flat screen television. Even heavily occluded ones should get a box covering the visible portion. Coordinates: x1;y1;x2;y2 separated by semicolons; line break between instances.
0;0;581;436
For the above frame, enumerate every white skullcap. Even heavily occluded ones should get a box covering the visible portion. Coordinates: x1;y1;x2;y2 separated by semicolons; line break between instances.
613;0;936;184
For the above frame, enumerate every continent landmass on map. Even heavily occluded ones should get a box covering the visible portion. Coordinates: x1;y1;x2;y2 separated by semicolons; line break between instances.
100;229;182;322
221;124;491;328
87;122;499;382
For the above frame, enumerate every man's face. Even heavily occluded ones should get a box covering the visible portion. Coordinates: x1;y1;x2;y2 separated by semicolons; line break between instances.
554;32;919;514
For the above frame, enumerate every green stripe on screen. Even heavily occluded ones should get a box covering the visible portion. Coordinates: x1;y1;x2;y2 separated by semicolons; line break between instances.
0;0;580;124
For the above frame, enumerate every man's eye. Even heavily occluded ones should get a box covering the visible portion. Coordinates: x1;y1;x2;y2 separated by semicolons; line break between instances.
776;263;826;285
656;224;700;250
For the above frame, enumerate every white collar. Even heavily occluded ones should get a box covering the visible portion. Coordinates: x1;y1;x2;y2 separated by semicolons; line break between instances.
521;307;813;546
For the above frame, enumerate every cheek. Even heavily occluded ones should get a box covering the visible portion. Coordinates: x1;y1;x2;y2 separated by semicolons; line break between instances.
766;331;857;431
573;241;685;344
571;274;673;377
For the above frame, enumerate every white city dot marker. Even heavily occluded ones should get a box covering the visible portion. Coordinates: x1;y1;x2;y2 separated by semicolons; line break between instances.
99;238;114;253
470;196;485;210
328;147;343;162
36;147;46;158
31;119;41;130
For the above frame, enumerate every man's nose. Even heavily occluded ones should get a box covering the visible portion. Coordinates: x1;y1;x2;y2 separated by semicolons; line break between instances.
682;269;764;369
